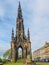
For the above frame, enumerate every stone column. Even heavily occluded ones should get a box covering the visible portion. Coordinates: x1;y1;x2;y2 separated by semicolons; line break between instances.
22;48;26;59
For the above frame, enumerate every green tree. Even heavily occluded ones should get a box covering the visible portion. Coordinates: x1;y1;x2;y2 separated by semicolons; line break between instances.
3;49;11;59
0;58;2;62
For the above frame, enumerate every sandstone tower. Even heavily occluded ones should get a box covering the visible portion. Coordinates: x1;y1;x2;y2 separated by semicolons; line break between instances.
11;2;31;62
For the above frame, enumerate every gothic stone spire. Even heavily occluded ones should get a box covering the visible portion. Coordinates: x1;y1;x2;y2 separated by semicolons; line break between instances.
16;2;24;42
11;2;31;62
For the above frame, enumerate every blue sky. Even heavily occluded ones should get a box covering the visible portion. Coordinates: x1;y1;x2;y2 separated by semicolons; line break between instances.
0;0;49;57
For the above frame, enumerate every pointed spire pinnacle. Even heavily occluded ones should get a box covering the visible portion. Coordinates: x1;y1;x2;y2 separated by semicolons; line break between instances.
18;1;22;18
12;28;14;33
19;1;21;9
28;28;30;41
12;28;14;42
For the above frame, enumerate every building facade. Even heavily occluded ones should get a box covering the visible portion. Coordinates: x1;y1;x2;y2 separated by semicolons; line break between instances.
32;42;49;62
10;2;31;62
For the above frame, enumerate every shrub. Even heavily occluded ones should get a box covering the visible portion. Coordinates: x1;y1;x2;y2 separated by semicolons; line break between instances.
2;59;7;63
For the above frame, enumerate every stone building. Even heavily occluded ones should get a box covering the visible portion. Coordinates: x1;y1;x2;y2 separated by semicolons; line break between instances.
10;2;31;62
32;42;49;61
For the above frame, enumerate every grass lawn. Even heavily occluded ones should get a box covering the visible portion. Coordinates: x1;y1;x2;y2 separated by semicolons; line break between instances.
36;62;49;65
4;61;49;65
4;61;24;65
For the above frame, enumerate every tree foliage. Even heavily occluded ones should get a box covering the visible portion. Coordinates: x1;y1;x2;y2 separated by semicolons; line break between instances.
3;49;11;59
0;58;2;62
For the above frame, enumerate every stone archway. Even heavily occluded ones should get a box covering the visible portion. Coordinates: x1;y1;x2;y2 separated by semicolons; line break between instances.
18;48;22;59
17;46;23;60
15;45;24;61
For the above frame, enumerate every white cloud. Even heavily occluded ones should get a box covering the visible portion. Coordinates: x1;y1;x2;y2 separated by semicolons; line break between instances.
0;40;10;52
0;5;5;17
28;0;49;16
